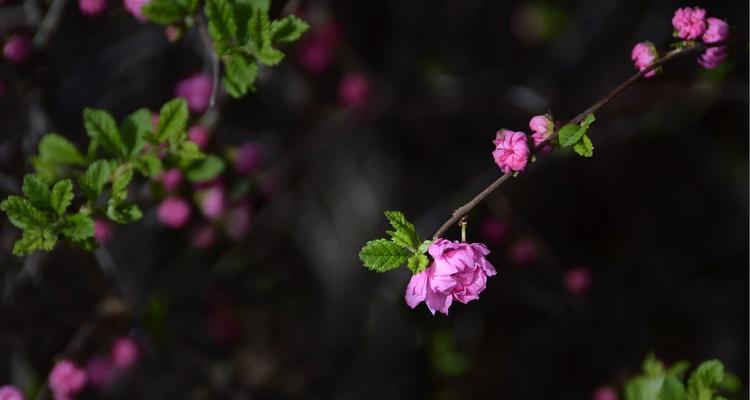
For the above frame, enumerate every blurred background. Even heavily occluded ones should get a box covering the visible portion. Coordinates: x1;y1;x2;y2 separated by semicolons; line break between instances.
0;0;748;398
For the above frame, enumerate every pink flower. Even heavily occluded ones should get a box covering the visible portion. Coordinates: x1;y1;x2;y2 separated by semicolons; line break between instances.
48;360;87;399
529;114;554;154
110;337;139;369
188;125;211;149
592;386;618;400
479;216;509;245
232;142;264;175
160;168;183;192
93;219;113;244
405;239;497;315
85;356;113;388
174;74;213;114
698;18;729;69
78;0;107;17
631;41;659;78
509;239;537;265
198;185;225;220
298;35;334;75
672;6;707;40
157;196;191;229
123;0;150;22
0;385;24;400
224;202;251;240
191;224;217;249
337;73;370;108
3;35;31;64
492;129;530;174
564;266;591;295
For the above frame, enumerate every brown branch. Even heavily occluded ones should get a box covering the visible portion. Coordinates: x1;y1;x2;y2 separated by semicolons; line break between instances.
431;39;735;240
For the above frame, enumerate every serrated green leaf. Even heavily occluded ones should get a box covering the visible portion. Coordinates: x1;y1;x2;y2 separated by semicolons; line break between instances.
50;179;74;215
418;240;432;254
658;376;686;400
110;167;133;204
185;154;225;181
581;113;596;129
134;154;163;177
223;53;258;98
22;175;51;210
71;237;98;251
643;354;664;377
573;134;594;157
156;98;189;143
142;0;189;25
84;108;124;158
38;133;86;165
79;160;111;202
12;229;57;255
121;108;151;159
176;141;205;168
205;0;237;55
0;196;48;230
384;210;420;250
358;239;410;272
271;15;309;43
558;123;584;147
407;253;429;273
687;360;724;400
61;213;94;240
106;202;142;224
255;44;284;66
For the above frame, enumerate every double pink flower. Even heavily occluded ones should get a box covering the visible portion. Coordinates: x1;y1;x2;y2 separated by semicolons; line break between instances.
631;41;659;78
405;239;497;315
672;6;708;40
492;129;530;174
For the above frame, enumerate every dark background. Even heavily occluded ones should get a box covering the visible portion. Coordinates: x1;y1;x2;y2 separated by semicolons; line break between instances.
0;0;748;398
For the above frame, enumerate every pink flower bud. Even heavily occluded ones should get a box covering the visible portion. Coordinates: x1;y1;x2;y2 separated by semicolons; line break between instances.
0;385;24;400
124;0;150;22
509;239;537;265
698;18;729;69
78;0;107;17
337;73;371;108
672;6;707;40
48;360;87;399
529;114;554;154
631;41;659;78
564;266;592;295
224;202;251;240
174;73;212;114
157;196;191;229
3;35;32;64
93;219;113;244
198;185;225;220
479;216;509;245
492;129;530;174
85;356;113;389
406;239;497;315
191;224;217;249
160;168;183;192
232;142;264;175
188;125;211;149
592;386;618;400
110;337;139;369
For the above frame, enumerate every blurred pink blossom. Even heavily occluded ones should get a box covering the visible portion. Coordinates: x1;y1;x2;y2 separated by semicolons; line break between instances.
188;125;211;149
492;129;530;174
698;18;729;69
157;196;191;229
564;266;592;295
592;386;618;400
191;224;217;249
165;25;182;42
3;35;31;64
85;356;113;388
93;219;113;244
49;359;87;400
174;74;213;114
232;142;264;175
0;385;24;400
198;185;225;220
123;0;150;22
672;6;707;40
337;73;370;108
479;216;509;245
509;239;537;265
224;202;251;240
631;42;659;78
110;337;139;369
78;0;107;17
160;168;183;192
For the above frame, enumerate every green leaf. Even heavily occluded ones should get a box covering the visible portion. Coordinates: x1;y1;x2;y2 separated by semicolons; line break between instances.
134;154;163;177
175;141;205;168
83;108;124;158
106;202;142;224
658;376;686;400
358;239;410;272
223;53;258;98
558;123;585;147
142;0;189;25
185;155;225;181
643;354;664;377
384;210;420;250
38;133;86;165
79;160;111;202
271;15;310;43
687;360;725;400
12;229;57;255
205;0;237;55
255;44;284;66
573;134;594;157
121;108;151;159
22;175;51;210
418;240;432;254
407;253;429;273
61;213;94;240
667;361;691;381
50;179;74;215
110;167;133;204
245;0;268;12
0;196;47;230
71;237;98;251
580;113;596;129
156;98;189;143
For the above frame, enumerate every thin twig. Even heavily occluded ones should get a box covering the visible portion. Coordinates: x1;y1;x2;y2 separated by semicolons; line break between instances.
431;39;735;240
196;14;220;112
31;0;67;48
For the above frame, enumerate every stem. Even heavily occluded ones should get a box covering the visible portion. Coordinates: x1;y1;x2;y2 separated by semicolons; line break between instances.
431;39;735;240
196;14;220;111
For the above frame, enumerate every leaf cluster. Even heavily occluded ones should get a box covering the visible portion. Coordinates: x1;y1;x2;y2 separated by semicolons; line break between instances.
358;211;431;274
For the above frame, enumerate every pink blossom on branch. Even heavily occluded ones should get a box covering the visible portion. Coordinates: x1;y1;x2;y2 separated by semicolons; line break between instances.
529;114;554;153
492;129;530;174
48;359;87;400
698;17;729;69
0;385;24;400
631;42;659;78
157;196;191;229
3;35;32;64
123;0;150;22
174;74;213;114
405;239;497;315
672;6;707;40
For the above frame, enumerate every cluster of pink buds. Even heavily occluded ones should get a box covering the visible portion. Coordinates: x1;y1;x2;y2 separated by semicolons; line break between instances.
492;113;554;174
